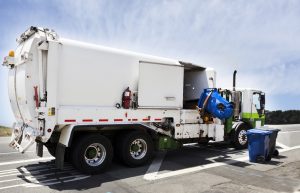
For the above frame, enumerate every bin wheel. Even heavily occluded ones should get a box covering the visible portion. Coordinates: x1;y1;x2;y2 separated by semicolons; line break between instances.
273;149;279;157
265;154;272;162
256;155;265;162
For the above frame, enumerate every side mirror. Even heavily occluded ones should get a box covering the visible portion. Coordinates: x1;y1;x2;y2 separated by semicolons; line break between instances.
260;93;265;109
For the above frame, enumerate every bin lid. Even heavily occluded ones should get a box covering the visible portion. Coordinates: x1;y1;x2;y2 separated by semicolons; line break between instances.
258;126;281;132
247;129;272;135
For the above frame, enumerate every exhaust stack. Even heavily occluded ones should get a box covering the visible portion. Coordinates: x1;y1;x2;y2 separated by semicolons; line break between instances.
232;70;240;119
233;70;237;91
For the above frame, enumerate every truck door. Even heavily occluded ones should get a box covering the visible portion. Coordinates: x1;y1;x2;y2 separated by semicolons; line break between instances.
138;61;184;108
251;92;266;127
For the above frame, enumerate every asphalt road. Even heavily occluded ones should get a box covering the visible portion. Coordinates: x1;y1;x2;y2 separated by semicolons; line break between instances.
0;125;299;193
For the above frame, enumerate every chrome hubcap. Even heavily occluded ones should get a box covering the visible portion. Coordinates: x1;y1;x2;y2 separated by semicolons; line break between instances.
238;130;247;145
84;143;106;166
130;139;147;160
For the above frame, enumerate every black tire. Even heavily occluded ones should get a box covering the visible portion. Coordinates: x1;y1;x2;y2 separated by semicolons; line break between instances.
232;123;249;149
70;134;113;174
117;131;154;167
265;154;272;162
273;149;279;157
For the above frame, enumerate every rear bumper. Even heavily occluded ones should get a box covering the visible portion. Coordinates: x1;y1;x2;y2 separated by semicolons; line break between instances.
9;122;36;153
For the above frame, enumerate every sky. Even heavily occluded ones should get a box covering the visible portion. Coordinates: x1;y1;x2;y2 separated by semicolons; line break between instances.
0;0;300;126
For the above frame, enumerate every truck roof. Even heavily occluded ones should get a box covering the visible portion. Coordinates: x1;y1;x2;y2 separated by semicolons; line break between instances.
17;26;208;71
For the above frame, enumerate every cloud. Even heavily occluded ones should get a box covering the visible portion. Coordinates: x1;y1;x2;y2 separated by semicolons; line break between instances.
1;0;300;120
51;0;300;96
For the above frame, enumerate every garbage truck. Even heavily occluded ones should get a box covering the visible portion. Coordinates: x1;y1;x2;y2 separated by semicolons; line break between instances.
2;27;265;174
218;71;266;149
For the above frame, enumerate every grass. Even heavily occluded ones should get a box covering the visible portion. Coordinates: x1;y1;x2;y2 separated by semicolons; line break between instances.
0;126;12;136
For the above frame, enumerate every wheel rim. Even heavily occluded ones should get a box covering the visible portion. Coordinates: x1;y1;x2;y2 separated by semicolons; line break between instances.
238;129;247;145
84;143;106;166
129;139;147;160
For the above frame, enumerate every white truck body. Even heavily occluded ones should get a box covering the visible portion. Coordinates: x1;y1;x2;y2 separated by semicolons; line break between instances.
4;27;224;169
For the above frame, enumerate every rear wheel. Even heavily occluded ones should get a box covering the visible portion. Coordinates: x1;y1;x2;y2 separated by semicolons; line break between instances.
232;123;249;149
71;134;113;174
117;131;154;167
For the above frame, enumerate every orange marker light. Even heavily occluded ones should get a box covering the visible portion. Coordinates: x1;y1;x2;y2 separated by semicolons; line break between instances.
8;50;14;57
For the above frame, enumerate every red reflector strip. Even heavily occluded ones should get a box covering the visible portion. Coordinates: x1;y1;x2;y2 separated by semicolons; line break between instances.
82;119;93;122
99;119;109;122
154;118;162;121
114;119;123;122
132;119;138;121
143;118;150;121
65;119;76;122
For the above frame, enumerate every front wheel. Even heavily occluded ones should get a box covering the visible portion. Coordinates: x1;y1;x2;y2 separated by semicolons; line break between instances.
232;123;249;149
117;131;154;167
71;134;113;174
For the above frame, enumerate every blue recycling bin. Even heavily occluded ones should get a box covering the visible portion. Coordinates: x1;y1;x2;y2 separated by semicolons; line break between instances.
246;129;272;162
198;88;233;119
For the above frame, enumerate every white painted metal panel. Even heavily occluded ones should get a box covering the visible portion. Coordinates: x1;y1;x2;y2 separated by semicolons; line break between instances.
182;124;202;138
57;40;139;107
57;39;181;108
138;62;184;108
8;68;22;122
180;110;201;124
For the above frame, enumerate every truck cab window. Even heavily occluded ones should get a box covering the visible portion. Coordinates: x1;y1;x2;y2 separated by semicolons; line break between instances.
253;92;265;115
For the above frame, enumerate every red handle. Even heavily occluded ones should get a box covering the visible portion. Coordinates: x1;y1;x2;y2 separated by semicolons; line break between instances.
34;86;39;108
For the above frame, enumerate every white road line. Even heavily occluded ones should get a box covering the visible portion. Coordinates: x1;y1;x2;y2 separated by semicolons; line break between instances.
0;178;21;183
0;174;91;190
280;131;300;134
0;150;47;155
183;143;199;146
276;142;290;149
0;165;69;176
0;157;53;166
19;165;73;175
144;145;300;181
143;152;166;180
0;171;90;190
0;172;20;178
279;145;300;153
0;168;18;173
62;175;90;183
0;184;24;190
0;170;18;175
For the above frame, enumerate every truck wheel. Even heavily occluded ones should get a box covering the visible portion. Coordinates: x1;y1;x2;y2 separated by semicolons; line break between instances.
118;131;154;167
71;134;113;174
233;123;249;149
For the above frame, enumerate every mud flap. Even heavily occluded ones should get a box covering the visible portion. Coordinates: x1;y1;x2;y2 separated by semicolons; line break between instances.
36;141;43;157
55;143;65;170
